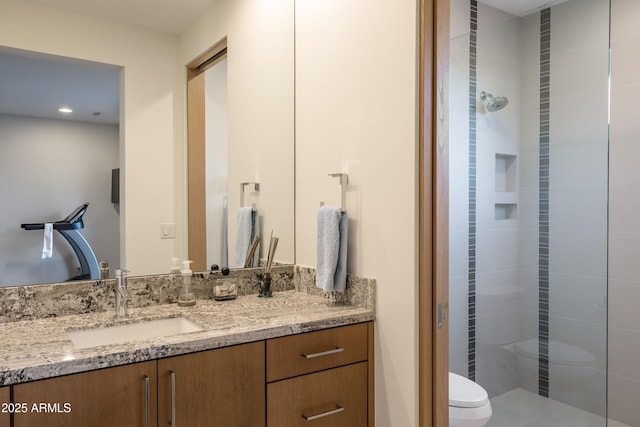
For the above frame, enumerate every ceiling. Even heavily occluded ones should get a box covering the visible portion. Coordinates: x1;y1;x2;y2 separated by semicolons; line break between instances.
0;48;120;125
0;0;219;125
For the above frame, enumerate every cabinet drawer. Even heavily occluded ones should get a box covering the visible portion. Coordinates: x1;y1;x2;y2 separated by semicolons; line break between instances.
266;323;368;382
267;362;367;427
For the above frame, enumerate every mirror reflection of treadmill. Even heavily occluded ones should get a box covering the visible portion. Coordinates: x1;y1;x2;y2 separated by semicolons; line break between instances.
20;203;100;281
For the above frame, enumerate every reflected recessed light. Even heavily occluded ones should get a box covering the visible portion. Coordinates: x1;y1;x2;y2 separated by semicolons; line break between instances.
58;107;73;113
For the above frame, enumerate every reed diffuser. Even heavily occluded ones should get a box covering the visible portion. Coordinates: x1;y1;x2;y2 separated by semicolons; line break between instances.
258;232;279;298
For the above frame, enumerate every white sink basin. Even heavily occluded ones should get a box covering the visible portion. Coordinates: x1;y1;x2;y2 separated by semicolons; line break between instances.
67;317;204;349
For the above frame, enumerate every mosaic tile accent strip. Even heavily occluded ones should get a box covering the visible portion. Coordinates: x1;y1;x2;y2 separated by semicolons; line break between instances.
538;7;551;398
468;0;478;382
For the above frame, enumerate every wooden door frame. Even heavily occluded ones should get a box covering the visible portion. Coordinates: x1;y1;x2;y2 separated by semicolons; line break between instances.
186;38;228;272
419;0;450;426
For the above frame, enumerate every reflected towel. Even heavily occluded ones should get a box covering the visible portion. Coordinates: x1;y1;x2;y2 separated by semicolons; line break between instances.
233;207;260;268
42;222;53;259
316;206;348;292
234;207;253;268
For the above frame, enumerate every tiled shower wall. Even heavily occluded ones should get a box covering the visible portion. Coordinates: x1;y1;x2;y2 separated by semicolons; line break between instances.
450;0;609;415
547;0;608;414
450;1;523;392
474;6;522;398
609;0;640;424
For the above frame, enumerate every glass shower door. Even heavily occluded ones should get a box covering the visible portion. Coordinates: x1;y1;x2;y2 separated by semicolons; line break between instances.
449;0;610;425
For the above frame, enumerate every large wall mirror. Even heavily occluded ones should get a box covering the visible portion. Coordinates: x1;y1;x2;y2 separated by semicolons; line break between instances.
0;47;121;287
183;0;295;272
0;0;295;287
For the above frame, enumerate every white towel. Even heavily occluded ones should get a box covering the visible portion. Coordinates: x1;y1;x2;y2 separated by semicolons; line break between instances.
316;206;348;292
234;207;253;268
42;222;53;259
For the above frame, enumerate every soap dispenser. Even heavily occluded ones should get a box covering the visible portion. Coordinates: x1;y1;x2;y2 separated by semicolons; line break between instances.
170;257;181;274
178;260;196;306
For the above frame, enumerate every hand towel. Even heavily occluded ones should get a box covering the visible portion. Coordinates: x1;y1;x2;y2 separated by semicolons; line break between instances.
334;209;348;292
316;206;348;292
234;207;254;268
42;222;53;259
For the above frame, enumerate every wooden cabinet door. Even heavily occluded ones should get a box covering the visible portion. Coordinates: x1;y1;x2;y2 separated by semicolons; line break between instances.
0;386;10;427
13;361;157;427
267;362;368;427
158;341;265;427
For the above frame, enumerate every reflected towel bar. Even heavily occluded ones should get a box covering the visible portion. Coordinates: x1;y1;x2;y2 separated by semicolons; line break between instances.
240;182;260;210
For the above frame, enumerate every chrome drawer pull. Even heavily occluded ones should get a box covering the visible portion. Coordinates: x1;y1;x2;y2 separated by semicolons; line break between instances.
301;347;344;359
170;371;176;427
302;405;345;421
143;375;150;427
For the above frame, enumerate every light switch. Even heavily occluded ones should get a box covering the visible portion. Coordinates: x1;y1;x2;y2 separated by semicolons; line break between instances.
160;223;176;239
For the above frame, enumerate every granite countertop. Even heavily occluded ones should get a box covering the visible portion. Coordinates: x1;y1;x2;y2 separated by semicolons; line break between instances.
0;290;374;386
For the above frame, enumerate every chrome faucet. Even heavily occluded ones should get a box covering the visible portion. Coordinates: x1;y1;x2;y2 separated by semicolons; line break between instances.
114;269;131;318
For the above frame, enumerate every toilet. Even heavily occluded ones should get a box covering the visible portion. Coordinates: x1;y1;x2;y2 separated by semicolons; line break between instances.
449;372;492;427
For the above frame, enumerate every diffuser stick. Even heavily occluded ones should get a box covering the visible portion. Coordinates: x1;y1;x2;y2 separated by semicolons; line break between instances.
244;235;261;268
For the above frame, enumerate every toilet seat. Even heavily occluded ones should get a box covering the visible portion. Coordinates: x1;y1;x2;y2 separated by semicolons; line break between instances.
449;372;489;408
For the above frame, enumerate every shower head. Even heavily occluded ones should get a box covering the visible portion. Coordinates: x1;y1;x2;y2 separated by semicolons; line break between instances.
480;91;509;112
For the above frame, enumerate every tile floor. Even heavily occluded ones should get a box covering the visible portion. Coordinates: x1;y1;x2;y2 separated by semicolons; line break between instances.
487;388;632;427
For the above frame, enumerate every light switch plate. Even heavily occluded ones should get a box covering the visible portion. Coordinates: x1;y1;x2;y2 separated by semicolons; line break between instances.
160;223;176;239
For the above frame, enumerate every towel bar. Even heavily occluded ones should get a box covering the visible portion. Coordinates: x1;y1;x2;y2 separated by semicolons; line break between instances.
328;173;348;212
240;182;260;209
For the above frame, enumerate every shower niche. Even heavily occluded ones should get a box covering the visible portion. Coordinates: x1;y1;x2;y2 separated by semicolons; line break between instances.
494;153;517;220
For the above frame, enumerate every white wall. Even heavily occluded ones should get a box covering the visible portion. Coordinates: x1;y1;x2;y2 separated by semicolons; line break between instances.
0;0;180;276
609;0;640;424
295;0;418;424
179;0;295;266
0;114;119;286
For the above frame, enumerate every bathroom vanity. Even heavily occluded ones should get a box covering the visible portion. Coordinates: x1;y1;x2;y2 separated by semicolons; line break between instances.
9;323;372;427
0;276;375;427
